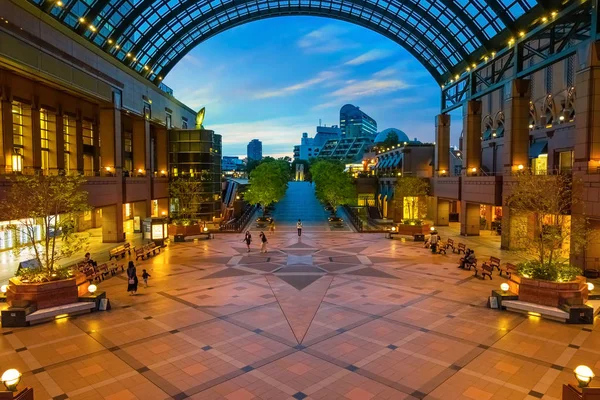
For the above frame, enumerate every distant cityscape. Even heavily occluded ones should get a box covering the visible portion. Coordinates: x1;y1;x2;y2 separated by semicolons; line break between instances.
221;103;427;175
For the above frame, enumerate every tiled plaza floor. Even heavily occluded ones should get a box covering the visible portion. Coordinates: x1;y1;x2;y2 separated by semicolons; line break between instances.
1;231;598;400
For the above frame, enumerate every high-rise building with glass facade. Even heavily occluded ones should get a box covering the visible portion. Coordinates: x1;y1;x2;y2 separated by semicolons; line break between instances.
339;104;377;138
247;139;263;160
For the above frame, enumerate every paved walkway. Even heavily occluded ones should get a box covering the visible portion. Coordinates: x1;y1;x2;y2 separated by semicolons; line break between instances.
1;231;597;400
268;181;351;232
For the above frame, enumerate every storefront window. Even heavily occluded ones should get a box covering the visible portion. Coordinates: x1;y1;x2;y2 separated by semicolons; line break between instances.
531;155;547;175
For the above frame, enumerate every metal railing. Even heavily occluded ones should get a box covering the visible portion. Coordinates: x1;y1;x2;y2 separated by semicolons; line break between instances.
220;204;257;232
342;205;363;232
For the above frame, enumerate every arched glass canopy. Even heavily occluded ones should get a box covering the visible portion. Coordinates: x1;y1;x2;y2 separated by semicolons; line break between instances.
31;0;545;84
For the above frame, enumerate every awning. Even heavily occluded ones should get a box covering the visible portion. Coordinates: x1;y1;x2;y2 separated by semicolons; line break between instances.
529;140;548;158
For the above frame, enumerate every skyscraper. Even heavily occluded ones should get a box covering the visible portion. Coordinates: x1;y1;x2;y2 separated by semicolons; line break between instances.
247;139;263;161
339;104;377;137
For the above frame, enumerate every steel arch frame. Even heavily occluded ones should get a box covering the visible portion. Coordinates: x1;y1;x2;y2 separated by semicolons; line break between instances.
123;0;475;67
151;10;447;82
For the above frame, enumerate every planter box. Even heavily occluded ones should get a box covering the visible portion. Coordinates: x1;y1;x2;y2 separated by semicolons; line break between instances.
508;275;588;307
396;224;430;236
6;274;88;310
168;224;201;237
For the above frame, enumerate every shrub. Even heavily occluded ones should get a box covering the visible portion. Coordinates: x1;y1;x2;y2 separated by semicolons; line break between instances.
516;260;581;282
401;219;423;226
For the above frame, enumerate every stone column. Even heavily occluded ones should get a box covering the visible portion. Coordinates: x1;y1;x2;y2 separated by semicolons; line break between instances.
132;118;150;172
55;107;65;171
462;100;482;175
461;202;480;236
30;97;42;171
435;113;451;174
435;198;450;226
502;79;530;173
0;96;13;171
156;126;168;174
101;204;124;243
76;110;84;173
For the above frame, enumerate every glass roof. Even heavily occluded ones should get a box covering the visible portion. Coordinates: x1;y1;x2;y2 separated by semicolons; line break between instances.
31;0;541;84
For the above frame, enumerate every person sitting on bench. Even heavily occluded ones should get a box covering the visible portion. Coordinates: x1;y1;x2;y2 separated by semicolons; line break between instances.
84;252;97;268
459;249;475;269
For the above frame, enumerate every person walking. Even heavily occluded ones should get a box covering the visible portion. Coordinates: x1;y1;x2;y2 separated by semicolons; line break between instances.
297;219;303;237
259;231;268;253
142;269;151;288
126;261;138;295
429;231;439;254
269;219;275;235
243;231;252;252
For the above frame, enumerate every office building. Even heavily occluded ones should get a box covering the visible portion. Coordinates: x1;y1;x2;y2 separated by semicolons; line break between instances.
222;156;244;173
247;139;263;161
293;126;341;160
340;104;377;137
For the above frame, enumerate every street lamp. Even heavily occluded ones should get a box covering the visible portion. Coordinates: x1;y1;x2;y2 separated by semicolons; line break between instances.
1;369;21;391
574;365;595;388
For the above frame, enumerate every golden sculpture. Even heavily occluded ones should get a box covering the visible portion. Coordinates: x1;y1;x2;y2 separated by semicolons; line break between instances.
195;107;205;129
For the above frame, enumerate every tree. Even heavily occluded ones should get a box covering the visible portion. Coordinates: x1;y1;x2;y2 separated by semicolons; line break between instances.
394;176;430;221
505;172;587;280
244;162;288;215
311;160;356;214
382;131;400;148
0;174;90;282
168;174;211;222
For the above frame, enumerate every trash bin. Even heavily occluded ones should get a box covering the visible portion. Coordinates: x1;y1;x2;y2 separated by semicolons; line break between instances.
174;234;185;242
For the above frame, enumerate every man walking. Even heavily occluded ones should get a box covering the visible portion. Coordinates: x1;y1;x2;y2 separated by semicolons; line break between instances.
297;219;303;237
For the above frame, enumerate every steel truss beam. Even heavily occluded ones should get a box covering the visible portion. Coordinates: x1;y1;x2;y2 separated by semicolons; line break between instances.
441;0;592;114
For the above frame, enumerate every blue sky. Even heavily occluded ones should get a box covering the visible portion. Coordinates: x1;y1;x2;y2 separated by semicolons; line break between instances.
165;17;462;158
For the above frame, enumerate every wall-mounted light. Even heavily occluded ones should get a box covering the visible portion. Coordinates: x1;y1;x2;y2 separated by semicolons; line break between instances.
529;124;534;129
441;169;446;174
471;167;477;173
391;226;396;232
517;164;524;170
559;115;565;121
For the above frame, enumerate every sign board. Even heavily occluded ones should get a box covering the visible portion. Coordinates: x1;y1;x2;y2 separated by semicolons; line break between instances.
98;298;111;311
18;259;41;273
133;216;141;233
489;296;499;309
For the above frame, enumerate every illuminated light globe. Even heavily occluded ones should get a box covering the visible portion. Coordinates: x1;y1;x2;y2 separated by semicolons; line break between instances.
0;285;7;293
203;227;208;232
430;226;435;231
574;365;595;388
500;283;509;292
587;282;595;291
391;226;396;232
1;369;21;391
88;284;97;294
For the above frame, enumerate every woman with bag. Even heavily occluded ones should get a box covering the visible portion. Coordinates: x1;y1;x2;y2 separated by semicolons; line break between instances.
243;231;252;252
259;231;268;253
126;261;138;295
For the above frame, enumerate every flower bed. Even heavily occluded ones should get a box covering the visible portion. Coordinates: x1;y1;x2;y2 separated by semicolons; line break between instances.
6;274;88;309
507;275;588;307
396;223;430;236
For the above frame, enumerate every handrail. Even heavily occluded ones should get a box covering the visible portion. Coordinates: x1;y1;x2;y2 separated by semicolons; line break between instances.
342;205;363;232
221;204;257;232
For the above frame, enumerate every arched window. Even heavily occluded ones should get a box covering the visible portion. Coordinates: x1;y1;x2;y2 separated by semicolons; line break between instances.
482;115;493;140
494;112;505;138
529;101;538;130
564;87;576;122
543;95;556;127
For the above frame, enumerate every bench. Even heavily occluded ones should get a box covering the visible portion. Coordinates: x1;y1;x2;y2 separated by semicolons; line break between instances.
135;242;160;260
499;263;518;278
437;241;447;255
82;267;102;283
446;238;455;252
109;243;132;260
473;263;493;280
26;302;96;325
456;243;466;254
483;256;501;272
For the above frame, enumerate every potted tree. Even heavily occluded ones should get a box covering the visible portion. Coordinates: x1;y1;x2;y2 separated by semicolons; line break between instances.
167;175;210;237
394;176;431;236
1;174;91;309
505;172;589;307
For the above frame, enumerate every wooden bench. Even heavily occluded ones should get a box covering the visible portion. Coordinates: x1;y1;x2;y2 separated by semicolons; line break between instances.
483;256;501;272
499;263;518;278
109;243;132;260
135;242;160;260
456;243;466;254
437;242;447;255
446;238;455;252
473;262;493;280
82;267;102;283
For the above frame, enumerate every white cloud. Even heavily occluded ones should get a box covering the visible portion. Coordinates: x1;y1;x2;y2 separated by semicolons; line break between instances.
344;50;393;66
312;100;340;111
296;25;360;54
373;67;396;78
330;78;410;98
181;54;204;68
254;71;337;99
211;117;314;148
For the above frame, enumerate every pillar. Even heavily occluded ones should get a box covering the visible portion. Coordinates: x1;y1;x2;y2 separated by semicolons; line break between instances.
157;198;169;217
76;110;84;173
30;97;42;171
55;107;65;171
461;202;480;236
462;100;482;175
435;198;450;226
156;126;168;174
0;96;12;170
132;118;150;172
101;204;124;243
502;79;530;173
99;106;122;172
435;113;450;174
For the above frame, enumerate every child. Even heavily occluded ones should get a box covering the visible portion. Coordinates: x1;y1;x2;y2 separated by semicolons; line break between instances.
142;269;151;287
